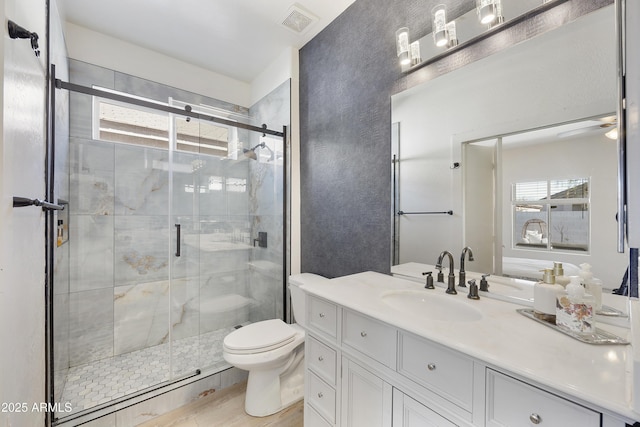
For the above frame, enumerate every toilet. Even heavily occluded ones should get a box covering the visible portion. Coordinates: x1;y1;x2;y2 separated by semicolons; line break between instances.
222;273;328;417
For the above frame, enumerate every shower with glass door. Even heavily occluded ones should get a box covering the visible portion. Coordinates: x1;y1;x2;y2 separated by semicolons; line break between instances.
50;60;289;424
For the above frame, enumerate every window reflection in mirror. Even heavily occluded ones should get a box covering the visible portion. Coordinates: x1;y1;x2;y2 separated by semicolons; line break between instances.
513;178;589;252
462;116;626;285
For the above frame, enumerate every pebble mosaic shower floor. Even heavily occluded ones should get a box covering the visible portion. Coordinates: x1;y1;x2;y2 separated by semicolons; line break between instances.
57;327;237;416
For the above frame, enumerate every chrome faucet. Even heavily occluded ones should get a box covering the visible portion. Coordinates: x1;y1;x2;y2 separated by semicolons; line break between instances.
436;251;456;294
459;246;474;288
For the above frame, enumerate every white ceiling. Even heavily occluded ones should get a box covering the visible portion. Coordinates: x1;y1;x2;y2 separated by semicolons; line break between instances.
56;0;355;83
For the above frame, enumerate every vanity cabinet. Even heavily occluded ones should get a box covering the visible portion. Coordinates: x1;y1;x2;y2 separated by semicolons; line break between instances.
303;292;619;427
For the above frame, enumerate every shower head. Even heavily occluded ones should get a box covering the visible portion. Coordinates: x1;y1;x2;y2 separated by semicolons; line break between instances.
243;142;274;161
243;143;262;160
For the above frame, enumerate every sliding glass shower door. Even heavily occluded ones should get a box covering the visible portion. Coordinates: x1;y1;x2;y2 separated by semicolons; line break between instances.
168;112;255;379
52;62;287;422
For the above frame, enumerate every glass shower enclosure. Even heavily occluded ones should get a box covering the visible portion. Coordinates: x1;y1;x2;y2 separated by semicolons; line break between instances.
50;61;288;423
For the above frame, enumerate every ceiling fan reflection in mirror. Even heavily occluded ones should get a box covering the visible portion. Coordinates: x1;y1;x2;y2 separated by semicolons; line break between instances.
556;115;617;139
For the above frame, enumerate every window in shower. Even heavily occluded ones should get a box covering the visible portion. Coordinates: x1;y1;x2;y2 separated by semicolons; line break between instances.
94;95;239;160
175;116;229;156
170;99;239;159
512;178;590;252
95;99;170;149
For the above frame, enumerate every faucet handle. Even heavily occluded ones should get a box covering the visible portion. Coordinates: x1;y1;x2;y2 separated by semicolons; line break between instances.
467;279;480;300
422;271;435;289
480;274;490;292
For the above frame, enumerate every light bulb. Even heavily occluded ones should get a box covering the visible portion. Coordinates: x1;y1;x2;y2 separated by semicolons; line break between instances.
396;28;409;56
432;5;448;47
477;0;497;25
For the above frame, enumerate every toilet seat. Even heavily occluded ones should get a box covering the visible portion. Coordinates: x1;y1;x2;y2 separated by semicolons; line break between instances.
223;319;297;355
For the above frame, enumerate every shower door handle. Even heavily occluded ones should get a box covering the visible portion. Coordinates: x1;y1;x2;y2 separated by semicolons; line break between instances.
175;224;181;257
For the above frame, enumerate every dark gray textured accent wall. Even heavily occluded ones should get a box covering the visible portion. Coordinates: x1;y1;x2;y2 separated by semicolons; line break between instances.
299;0;611;278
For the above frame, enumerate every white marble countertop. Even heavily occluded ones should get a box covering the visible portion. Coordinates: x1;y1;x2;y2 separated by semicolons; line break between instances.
391;262;631;327
300;269;638;422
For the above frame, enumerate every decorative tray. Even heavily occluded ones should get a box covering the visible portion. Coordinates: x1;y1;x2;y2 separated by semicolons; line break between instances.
516;308;629;345
597;305;627;317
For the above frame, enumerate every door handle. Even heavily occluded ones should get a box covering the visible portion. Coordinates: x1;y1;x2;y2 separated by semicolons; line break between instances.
175;224;181;257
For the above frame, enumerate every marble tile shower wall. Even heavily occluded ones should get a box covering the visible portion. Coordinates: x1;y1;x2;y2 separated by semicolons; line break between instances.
65;60;277;368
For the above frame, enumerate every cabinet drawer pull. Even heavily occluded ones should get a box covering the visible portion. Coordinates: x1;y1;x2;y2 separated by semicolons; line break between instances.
319;312;325;318
427;363;436;371
318;355;324;362
360;331;367;337
529;413;541;424
317;392;323;398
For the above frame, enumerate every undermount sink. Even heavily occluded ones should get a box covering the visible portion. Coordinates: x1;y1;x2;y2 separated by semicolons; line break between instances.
380;290;483;322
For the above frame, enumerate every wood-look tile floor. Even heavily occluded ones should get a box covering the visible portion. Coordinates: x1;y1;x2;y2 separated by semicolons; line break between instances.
136;382;303;427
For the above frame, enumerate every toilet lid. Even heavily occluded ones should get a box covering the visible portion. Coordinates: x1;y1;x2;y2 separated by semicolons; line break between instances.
224;319;296;353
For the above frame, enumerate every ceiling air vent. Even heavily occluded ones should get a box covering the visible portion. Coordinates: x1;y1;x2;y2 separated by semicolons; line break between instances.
282;4;318;34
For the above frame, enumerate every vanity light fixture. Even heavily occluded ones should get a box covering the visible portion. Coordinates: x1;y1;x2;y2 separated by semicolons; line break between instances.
432;4;449;47
476;0;503;25
396;27;411;65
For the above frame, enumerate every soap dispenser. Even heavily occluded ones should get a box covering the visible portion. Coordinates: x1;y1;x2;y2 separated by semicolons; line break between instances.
556;276;595;334
533;268;564;322
579;263;602;311
553;262;570;286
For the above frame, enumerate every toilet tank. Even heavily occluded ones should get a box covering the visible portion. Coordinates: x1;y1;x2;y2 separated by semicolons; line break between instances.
289;273;329;328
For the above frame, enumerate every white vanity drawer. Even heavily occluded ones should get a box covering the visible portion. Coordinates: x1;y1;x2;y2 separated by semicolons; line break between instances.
308;371;336;424
342;309;397;369
398;332;473;411
305;403;333;427
486;369;600;427
308;296;338;340
308;336;337;385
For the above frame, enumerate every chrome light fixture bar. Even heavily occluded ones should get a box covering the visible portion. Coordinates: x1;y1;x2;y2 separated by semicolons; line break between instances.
399;0;567;72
